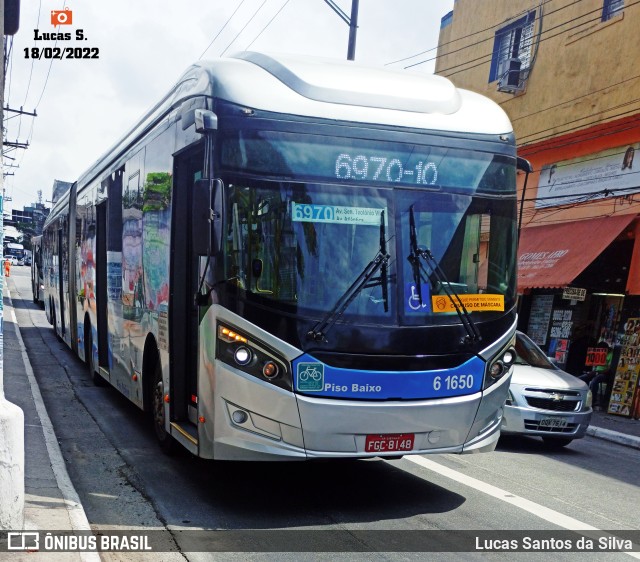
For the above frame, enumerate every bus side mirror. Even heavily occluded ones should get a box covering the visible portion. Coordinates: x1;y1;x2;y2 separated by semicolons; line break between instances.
517;157;533;173
192;179;224;255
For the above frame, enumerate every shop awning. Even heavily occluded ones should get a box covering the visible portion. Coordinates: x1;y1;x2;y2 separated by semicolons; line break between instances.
518;215;635;290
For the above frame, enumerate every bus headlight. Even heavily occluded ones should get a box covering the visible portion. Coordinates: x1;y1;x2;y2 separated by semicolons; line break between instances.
216;323;291;391
233;346;253;366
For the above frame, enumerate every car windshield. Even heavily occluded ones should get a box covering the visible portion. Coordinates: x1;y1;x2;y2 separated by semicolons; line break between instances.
515;332;555;368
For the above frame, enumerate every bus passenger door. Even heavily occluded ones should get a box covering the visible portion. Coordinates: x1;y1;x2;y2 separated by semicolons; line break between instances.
57;228;65;338
169;147;204;442
96;202;109;371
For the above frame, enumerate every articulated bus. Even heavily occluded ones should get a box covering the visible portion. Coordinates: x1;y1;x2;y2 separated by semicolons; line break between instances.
43;52;524;460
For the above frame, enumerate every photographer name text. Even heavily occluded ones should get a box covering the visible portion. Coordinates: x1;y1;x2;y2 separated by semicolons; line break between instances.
25;29;99;60
476;536;635;552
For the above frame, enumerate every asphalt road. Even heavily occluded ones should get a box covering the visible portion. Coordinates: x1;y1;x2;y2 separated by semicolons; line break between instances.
6;266;640;560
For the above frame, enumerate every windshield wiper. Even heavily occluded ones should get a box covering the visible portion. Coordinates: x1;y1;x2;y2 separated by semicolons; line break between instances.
407;205;481;344
307;211;390;342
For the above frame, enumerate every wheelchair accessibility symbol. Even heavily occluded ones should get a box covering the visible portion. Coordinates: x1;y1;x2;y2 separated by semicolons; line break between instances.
297;362;324;391
406;283;430;312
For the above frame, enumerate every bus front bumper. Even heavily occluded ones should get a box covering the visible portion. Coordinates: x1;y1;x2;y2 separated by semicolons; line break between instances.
207;365;509;461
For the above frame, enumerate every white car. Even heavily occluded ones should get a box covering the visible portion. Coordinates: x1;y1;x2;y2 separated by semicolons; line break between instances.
501;331;593;448
3;255;18;266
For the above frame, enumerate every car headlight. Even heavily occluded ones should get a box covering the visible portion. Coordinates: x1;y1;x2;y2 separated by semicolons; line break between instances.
585;390;593;409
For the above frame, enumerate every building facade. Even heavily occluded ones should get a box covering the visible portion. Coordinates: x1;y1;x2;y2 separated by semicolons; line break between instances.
435;0;640;417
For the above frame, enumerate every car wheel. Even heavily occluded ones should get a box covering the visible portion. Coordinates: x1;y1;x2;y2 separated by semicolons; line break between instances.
542;437;573;448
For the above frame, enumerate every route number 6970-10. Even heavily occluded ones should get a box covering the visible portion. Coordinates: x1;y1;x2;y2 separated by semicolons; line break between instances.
433;374;474;391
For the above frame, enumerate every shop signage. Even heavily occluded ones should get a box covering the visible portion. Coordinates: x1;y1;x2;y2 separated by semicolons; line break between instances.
608;317;640;417
562;287;586;301
527;294;554;345
585;347;608;367
536;141;640;208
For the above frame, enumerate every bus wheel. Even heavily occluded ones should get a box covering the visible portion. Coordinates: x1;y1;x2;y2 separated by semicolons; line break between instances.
85;326;105;387
152;361;176;455
52;306;62;341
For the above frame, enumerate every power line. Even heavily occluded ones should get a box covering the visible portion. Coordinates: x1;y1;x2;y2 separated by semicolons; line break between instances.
385;0;559;67
407;2;640;141
199;0;248;60
245;0;291;51
428;4;616;76
518;112;640;158
509;73;640;124
398;0;571;70
220;0;270;57
519;98;640;145
427;0;640;78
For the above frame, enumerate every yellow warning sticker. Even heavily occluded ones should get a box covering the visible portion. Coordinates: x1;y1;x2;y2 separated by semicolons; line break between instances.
431;294;505;313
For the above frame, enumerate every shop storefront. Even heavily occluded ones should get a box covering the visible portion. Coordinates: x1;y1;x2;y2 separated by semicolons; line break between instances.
517;216;640;419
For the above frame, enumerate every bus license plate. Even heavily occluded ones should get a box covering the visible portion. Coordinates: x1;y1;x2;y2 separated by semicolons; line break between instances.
540;417;567;429
365;433;414;453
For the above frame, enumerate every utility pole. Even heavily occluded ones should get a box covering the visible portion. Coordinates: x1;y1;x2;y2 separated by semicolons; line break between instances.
346;0;359;61
0;0;26;531
323;0;360;61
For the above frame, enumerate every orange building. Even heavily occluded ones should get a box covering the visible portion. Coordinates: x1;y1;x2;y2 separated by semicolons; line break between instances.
434;0;640;413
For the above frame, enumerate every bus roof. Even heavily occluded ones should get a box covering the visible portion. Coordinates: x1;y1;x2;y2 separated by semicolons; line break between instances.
73;52;513;192
222;52;511;133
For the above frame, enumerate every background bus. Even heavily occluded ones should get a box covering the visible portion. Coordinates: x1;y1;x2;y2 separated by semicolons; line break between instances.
4;242;25;264
43;52;520;461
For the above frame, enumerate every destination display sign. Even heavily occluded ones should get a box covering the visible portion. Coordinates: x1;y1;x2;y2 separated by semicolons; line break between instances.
220;130;512;192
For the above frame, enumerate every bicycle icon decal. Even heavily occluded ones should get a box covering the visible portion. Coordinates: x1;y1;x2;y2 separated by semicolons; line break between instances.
297;363;324;391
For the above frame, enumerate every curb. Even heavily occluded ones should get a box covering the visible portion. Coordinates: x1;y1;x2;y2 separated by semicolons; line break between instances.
587;425;640;450
7;287;101;562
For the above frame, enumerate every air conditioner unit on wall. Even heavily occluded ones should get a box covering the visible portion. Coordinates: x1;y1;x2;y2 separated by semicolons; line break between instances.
497;57;524;94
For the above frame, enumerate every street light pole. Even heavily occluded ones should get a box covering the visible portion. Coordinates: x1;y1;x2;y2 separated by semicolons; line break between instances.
323;0;360;60
347;0;359;61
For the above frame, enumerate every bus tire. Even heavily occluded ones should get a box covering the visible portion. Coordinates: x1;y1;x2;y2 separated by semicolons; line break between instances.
85;324;106;387
152;360;176;455
52;305;62;341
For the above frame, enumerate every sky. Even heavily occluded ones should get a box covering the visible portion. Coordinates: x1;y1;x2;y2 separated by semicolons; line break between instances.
3;0;455;212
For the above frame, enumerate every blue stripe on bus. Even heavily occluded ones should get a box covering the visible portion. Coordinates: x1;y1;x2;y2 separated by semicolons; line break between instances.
292;354;485;399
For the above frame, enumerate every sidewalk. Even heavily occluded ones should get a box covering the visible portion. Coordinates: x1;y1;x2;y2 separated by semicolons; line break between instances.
587;408;640;450
2;284;99;561
1;275;640;556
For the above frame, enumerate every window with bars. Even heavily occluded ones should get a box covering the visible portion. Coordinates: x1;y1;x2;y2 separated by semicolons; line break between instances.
602;0;624;21
488;11;535;83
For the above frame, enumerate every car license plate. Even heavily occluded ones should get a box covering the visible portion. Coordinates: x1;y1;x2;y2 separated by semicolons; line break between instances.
365;433;414;453
540;417;568;429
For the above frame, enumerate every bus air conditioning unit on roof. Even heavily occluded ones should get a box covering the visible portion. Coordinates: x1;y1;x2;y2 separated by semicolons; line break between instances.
497;58;524;94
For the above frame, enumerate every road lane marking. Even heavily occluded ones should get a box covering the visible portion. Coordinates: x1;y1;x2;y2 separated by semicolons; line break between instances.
404;455;640;558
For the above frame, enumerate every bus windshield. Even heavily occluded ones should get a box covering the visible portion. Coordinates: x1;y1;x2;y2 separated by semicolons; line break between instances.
219;130;516;326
